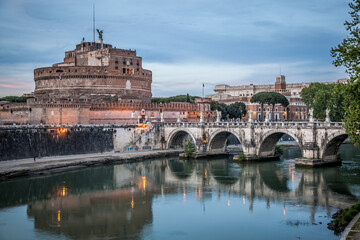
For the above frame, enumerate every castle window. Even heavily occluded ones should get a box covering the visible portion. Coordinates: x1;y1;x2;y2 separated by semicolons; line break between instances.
123;58;126;64
123;68;126;74
137;60;139;66
115;57;118;63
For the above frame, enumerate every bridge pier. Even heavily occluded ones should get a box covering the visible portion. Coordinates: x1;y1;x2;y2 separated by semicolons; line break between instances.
295;142;341;167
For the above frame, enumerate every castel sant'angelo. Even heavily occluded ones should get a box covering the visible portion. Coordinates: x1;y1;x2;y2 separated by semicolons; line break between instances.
0;31;213;125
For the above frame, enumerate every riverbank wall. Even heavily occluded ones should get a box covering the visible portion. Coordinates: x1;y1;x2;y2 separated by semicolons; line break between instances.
0;124;162;161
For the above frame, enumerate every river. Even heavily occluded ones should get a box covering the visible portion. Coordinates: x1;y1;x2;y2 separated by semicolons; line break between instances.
0;144;359;240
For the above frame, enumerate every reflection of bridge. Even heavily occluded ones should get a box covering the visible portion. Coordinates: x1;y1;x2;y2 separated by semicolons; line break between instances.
162;121;347;166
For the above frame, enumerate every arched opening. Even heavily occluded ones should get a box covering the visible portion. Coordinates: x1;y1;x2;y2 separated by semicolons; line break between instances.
208;131;242;153
322;134;348;161
168;130;195;149
258;132;302;159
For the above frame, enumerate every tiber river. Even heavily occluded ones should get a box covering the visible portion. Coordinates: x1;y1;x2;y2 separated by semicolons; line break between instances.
0;144;359;240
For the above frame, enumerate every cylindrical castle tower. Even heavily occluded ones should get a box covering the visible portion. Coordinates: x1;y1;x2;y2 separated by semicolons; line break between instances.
34;41;152;103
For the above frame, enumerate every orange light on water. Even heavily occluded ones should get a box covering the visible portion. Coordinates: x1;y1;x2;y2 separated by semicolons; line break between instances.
142;176;146;191
57;210;61;222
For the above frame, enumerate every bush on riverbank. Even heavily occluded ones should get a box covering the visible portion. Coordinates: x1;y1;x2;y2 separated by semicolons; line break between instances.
328;203;360;234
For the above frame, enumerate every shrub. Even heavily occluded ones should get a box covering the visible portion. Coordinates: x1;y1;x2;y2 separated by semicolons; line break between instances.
184;141;195;158
238;152;246;161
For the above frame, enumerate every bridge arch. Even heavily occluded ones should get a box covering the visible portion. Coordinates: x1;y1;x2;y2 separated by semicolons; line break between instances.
167;129;196;149
321;132;348;161
208;130;242;152
257;130;303;158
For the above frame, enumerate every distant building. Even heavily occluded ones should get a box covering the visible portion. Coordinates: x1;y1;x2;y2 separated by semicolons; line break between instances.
208;76;347;121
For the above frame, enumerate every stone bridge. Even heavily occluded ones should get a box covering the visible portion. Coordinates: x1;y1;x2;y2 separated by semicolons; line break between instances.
161;121;347;166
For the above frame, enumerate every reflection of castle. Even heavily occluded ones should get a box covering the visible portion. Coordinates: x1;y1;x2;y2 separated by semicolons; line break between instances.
0;34;214;125
208;76;347;121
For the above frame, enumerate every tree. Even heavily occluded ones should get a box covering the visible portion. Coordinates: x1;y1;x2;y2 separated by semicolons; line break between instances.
152;94;199;103
266;92;289;116
186;93;190;103
331;0;360;145
301;83;345;121
184;141;196;158
250;92;289;121
210;101;227;119
225;102;247;119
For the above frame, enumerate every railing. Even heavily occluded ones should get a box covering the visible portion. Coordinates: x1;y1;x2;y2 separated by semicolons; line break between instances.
162;121;344;129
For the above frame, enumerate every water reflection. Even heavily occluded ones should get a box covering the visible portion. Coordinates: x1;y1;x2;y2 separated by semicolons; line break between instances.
0;145;359;240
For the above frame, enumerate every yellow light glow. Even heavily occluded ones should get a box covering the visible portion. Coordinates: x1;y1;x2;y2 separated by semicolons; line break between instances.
183;187;186;200
283;208;286;216
57;210;61;222
136;123;147;129
131;195;134;209
243;195;246;205
62;186;67;196
228;199;231;207
142;176;146;191
57;127;67;135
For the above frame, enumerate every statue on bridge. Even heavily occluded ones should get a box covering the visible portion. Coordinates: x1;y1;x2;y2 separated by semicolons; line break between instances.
160;112;164;123
200;111;204;123
326;109;330;122
177;112;181;123
216;110;221;123
309;108;314;122
248;110;253;123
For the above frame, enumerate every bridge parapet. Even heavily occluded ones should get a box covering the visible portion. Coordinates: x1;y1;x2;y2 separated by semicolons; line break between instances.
163;121;343;129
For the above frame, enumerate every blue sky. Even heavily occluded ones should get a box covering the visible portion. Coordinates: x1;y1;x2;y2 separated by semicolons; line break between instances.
0;0;350;97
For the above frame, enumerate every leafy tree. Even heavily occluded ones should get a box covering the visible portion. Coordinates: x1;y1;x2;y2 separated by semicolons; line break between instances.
186;93;190;103
184;141;196;158
152;94;199;103
0;96;33;102
225;102;247;119
301;83;345;121
250;92;289;121
331;0;360;145
266;92;289;114
211;101;227;119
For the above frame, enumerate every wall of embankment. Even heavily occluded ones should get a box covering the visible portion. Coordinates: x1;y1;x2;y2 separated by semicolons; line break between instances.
0;124;162;161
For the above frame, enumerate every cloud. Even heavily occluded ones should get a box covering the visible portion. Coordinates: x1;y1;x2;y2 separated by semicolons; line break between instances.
0;0;350;98
147;60;346;97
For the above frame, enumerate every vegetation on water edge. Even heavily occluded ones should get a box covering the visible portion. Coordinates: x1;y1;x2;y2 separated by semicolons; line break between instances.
184;141;195;158
328;203;360;235
238;152;246;161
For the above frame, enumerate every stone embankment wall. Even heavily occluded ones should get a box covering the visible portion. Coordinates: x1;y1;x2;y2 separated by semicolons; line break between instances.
0;126;114;161
0;124;164;161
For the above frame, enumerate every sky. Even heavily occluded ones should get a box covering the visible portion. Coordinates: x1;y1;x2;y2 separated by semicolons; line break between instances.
0;0;351;97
